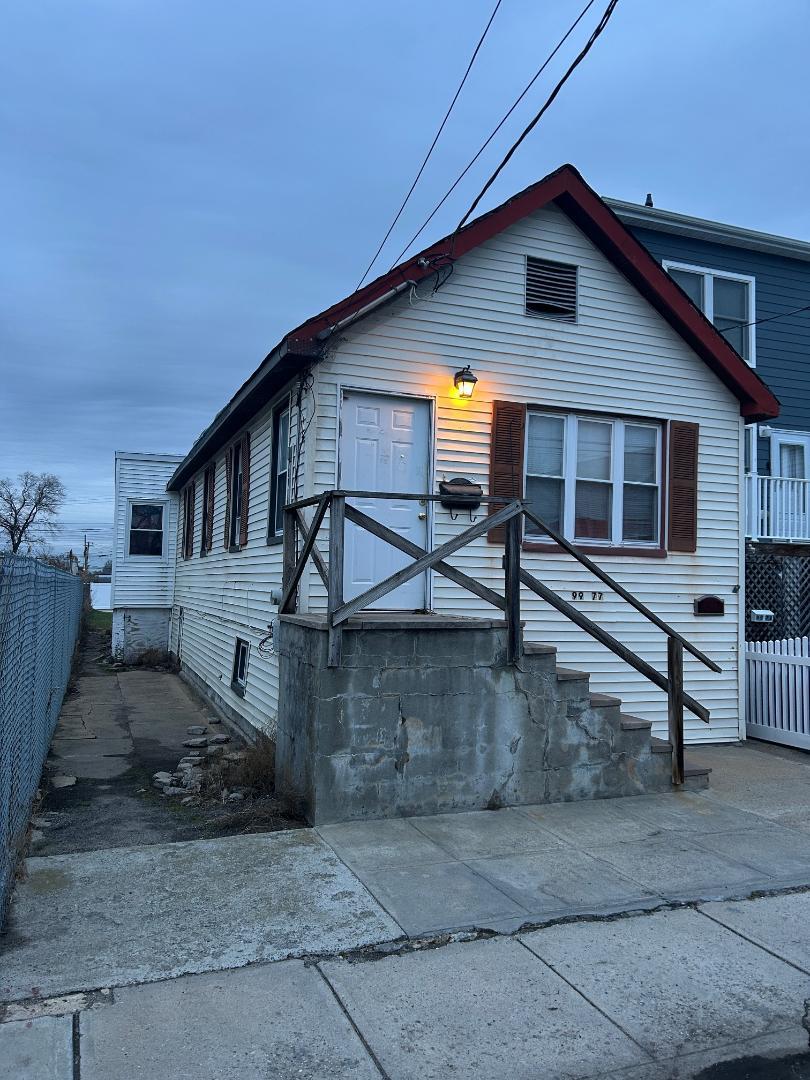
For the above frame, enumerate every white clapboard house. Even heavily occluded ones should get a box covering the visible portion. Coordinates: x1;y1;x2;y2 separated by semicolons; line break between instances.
112;165;778;747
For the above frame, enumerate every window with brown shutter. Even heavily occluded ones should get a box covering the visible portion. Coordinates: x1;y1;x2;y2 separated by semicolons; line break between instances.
201;464;215;555
182;482;195;560
667;421;699;553
239;431;251;547
223;449;232;549
488;400;526;543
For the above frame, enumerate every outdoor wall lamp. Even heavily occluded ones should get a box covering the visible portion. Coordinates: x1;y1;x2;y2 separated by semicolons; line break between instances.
454;365;478;399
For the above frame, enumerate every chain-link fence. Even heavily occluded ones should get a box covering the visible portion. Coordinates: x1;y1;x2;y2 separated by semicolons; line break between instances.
746;544;810;641
0;554;83;919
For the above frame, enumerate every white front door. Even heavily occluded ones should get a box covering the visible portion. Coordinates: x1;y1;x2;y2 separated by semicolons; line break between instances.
340;391;431;610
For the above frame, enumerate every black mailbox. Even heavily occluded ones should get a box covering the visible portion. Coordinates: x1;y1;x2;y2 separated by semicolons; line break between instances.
438;478;483;513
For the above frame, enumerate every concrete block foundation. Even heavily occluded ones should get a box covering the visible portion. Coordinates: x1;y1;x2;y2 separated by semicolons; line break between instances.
275;614;672;825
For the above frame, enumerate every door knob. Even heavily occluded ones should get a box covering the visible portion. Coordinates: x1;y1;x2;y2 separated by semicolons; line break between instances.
418;512;427;520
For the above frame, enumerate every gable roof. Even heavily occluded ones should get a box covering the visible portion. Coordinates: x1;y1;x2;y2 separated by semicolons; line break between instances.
168;163;778;491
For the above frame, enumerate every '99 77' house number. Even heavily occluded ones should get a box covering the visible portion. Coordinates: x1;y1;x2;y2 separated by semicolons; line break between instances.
571;591;604;601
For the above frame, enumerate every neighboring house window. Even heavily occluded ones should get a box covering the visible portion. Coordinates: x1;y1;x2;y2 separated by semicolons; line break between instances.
128;503;164;557
200;464;215;555
182;483;195;560
524;411;662;547
664;261;755;365
231;637;249;695
224;433;251;550
525;256;578;322
269;404;290;539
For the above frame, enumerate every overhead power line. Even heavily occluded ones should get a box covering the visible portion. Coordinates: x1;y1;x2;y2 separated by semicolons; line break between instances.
390;0;599;267
354;0;503;291
455;0;620;234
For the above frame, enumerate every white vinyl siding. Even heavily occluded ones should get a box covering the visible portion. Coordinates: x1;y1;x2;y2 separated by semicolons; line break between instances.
303;202;743;744
112;453;182;609
170;385;303;735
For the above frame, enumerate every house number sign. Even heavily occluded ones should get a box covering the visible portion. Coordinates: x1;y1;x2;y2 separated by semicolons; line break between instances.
571;591;604;601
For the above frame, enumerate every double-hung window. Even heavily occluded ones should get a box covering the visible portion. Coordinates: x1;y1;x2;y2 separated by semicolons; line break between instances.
525;412;661;547
269;404;290;540
128;503;164;557
664;262;755;365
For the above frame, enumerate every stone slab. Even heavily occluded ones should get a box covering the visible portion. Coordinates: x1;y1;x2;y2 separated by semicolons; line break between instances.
519;797;661;850
317;817;453;871
618;791;761;834
410;806;563;860
591;833;770;900
521;907;810;1059
700;891;810;973
80;961;379;1080
356;860;527;935
690;825;810;882
466;846;660;919
321;935;650;1079
0;1015;73;1080
0;831;400;1003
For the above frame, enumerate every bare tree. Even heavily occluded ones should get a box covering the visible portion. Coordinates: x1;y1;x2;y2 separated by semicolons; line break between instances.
0;472;66;554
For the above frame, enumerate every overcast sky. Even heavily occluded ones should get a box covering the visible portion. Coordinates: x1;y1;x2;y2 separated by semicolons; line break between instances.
2;0;809;523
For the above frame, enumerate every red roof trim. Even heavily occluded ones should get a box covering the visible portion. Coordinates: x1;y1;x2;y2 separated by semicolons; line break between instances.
286;164;778;421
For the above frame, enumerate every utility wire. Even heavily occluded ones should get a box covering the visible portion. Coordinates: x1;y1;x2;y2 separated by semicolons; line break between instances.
455;0;620;234
354;0;503;291
391;0;599;267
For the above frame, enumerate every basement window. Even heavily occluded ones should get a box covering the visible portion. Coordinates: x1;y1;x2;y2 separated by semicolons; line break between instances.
231;638;249;696
525;256;578;322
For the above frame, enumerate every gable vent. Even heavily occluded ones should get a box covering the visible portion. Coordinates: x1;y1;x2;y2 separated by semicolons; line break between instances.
525;256;577;322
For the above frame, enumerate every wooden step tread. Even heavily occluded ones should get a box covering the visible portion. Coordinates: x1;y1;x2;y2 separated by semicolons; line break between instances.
620;713;652;731
650;736;672;754
590;691;622;708
523;642;557;656
556;666;590;683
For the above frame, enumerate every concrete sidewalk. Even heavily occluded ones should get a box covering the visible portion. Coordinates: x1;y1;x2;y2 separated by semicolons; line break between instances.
4;893;810;1079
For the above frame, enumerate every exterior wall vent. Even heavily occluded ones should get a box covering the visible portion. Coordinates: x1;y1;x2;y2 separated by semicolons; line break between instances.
525;256;578;322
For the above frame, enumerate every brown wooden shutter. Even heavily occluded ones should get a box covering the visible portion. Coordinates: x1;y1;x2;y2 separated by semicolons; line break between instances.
224;448;232;549
239;431;251;548
488;400;526;543
667;421;699;553
205;465;215;552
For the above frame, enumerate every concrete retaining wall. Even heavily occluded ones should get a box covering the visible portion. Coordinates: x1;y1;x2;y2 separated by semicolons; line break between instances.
275;615;670;825
112;607;171;662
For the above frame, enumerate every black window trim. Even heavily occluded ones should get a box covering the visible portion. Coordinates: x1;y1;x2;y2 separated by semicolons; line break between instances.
231;636;249;696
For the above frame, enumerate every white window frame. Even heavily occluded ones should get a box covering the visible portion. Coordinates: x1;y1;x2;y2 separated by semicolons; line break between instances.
229;442;243;548
771;429;810;479
524;412;663;549
125;499;167;561
232;637;249;692
268;401;291;540
663;260;756;367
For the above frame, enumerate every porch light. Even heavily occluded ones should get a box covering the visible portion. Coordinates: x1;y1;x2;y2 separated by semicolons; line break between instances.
454;365;478;399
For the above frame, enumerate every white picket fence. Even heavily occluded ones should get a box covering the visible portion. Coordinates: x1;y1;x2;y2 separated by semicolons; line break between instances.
746;636;810;750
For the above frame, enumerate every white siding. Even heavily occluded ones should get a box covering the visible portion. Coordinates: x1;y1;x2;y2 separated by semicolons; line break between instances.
302;203;744;744
111;453;182;609
171;386;302;735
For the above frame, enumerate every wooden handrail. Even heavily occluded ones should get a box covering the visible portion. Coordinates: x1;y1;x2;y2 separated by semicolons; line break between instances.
281;489;719;778
522;508;721;674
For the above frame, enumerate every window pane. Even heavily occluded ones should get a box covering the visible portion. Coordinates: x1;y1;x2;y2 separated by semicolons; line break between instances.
527;414;564;476
129;530;162;556
624;425;657;484
669;268;704;309
576;420;611;481
623;485;658;542
131;504;163;531
780;444;806;479
715;318;747;359
274;469;287;534
713;277;747;320
278;411;289;473
526;476;564;535
575;481;611;540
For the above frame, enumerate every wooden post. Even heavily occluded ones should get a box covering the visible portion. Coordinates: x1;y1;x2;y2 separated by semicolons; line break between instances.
282;508;297;612
327;494;345;668
504;513;522;663
667;636;685;786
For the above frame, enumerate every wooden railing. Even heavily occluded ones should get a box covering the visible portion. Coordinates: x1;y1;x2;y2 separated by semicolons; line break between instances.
282;491;721;785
